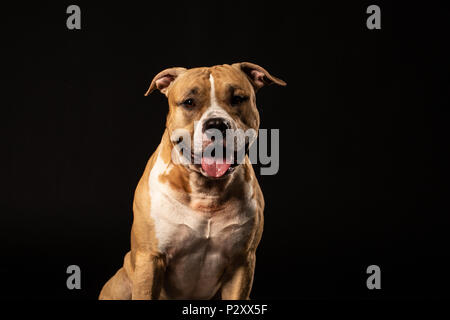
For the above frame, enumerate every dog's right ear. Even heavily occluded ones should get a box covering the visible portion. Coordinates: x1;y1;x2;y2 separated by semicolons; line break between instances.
144;67;187;97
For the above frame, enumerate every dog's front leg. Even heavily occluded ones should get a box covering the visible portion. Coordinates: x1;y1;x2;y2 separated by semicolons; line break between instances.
220;253;256;300
131;251;165;300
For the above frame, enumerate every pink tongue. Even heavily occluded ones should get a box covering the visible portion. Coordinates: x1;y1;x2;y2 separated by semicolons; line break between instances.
201;157;231;178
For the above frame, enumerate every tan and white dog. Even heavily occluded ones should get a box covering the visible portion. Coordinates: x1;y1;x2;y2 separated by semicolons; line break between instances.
99;62;286;300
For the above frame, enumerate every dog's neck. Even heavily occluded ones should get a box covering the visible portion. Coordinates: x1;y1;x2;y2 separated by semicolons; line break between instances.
156;129;248;213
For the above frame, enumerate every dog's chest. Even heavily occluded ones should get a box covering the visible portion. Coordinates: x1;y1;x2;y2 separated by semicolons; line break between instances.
150;192;255;299
147;157;257;298
150;191;253;256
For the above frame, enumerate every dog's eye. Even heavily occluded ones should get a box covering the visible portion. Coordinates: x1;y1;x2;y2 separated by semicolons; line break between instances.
182;98;195;107
231;95;247;106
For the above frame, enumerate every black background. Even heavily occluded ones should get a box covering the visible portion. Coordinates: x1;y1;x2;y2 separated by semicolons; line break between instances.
2;1;449;300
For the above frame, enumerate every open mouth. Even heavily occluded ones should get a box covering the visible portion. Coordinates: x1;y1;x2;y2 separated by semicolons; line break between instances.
200;147;236;179
192;134;246;179
176;117;251;179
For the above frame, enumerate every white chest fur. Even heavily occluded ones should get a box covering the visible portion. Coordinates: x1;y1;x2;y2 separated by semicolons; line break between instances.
148;154;257;299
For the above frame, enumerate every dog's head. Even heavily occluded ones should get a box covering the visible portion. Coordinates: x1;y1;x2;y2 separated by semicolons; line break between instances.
145;62;286;179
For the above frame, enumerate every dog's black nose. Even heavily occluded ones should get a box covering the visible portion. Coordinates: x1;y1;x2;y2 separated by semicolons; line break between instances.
202;118;231;134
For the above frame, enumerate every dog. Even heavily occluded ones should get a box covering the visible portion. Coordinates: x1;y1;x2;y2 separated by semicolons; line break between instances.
99;62;286;300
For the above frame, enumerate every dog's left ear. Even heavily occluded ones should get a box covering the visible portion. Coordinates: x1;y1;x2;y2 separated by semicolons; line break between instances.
232;62;287;91
145;67;187;97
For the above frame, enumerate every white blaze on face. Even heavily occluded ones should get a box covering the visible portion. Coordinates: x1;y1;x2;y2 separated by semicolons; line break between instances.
206;74;236;125
193;74;235;157
192;74;237;177
209;73;219;109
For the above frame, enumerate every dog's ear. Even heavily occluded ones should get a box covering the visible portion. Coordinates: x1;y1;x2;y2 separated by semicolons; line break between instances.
145;67;187;96
232;62;286;91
